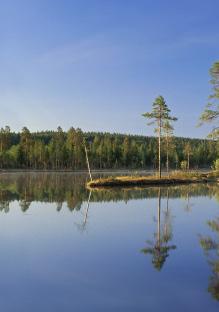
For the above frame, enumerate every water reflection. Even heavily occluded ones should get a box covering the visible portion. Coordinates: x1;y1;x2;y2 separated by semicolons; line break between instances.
200;216;219;300
184;191;194;212
141;188;176;271
0;173;218;214
0;173;218;310
75;190;92;233
0;173;87;213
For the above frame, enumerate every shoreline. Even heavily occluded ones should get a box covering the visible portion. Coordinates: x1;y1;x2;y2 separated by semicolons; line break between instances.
86;172;219;189
0;168;211;173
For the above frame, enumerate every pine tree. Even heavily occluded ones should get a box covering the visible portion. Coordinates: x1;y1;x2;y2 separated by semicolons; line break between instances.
200;61;219;139
142;96;177;178
183;143;192;170
163;121;175;175
20;127;32;167
66;127;76;169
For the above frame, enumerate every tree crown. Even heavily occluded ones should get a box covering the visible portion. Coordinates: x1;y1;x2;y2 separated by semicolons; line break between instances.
142;96;177;129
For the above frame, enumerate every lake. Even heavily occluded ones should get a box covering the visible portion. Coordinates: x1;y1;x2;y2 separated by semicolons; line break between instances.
0;172;218;311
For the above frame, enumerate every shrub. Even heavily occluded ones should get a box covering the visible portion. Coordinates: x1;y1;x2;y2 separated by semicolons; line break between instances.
180;160;187;171
213;159;219;171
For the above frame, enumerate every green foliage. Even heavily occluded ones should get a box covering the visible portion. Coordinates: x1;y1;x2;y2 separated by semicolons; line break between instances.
200;215;219;301
142;96;177;177
142;96;177;126
0;125;216;170
180;160;187;170
200;61;219;139
213;159;219;171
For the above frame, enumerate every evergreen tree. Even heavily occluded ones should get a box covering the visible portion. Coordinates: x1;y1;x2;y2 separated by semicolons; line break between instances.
20;127;32;167
66;127;76;169
142;96;177;178
200;61;219;139
183;143;192;170
163;121;175;175
0;127;214;170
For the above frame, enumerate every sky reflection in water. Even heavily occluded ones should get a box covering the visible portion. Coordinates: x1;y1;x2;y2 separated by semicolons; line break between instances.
0;173;218;311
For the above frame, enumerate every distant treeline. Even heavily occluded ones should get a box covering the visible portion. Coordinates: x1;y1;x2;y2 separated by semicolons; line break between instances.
0;126;217;169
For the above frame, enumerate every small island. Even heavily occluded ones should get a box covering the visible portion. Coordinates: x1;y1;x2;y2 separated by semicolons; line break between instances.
86;69;219;190
87;171;219;189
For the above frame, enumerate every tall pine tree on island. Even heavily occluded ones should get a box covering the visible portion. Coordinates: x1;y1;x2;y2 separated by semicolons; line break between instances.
142;96;177;178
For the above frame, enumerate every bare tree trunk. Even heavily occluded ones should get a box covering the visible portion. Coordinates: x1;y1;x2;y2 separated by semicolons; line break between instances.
187;152;190;170
166;134;169;176
158;120;161;179
84;144;92;181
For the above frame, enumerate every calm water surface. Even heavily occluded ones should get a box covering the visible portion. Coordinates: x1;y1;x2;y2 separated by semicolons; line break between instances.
0;173;218;311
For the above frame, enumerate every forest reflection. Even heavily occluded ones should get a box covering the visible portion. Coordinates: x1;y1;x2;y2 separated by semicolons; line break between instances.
141;188;176;271
200;215;219;301
0;173;218;301
0;173;218;213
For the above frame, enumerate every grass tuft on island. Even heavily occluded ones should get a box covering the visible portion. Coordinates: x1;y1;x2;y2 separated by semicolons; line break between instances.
87;171;219;189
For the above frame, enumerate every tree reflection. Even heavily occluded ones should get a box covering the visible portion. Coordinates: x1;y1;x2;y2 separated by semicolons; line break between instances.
182;186;195;213
0;174;217;214
0;200;10;213
75;191;92;233
162;189;173;243
19;187;31;212
141;188;176;271
200;217;219;300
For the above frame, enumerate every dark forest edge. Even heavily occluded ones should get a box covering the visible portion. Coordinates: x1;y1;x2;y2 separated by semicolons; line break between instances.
0;126;217;170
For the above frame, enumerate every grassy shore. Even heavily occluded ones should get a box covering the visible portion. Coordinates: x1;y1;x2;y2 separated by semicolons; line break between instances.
87;171;219;188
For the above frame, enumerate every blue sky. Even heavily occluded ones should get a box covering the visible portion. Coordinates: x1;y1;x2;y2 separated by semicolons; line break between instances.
0;0;218;137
